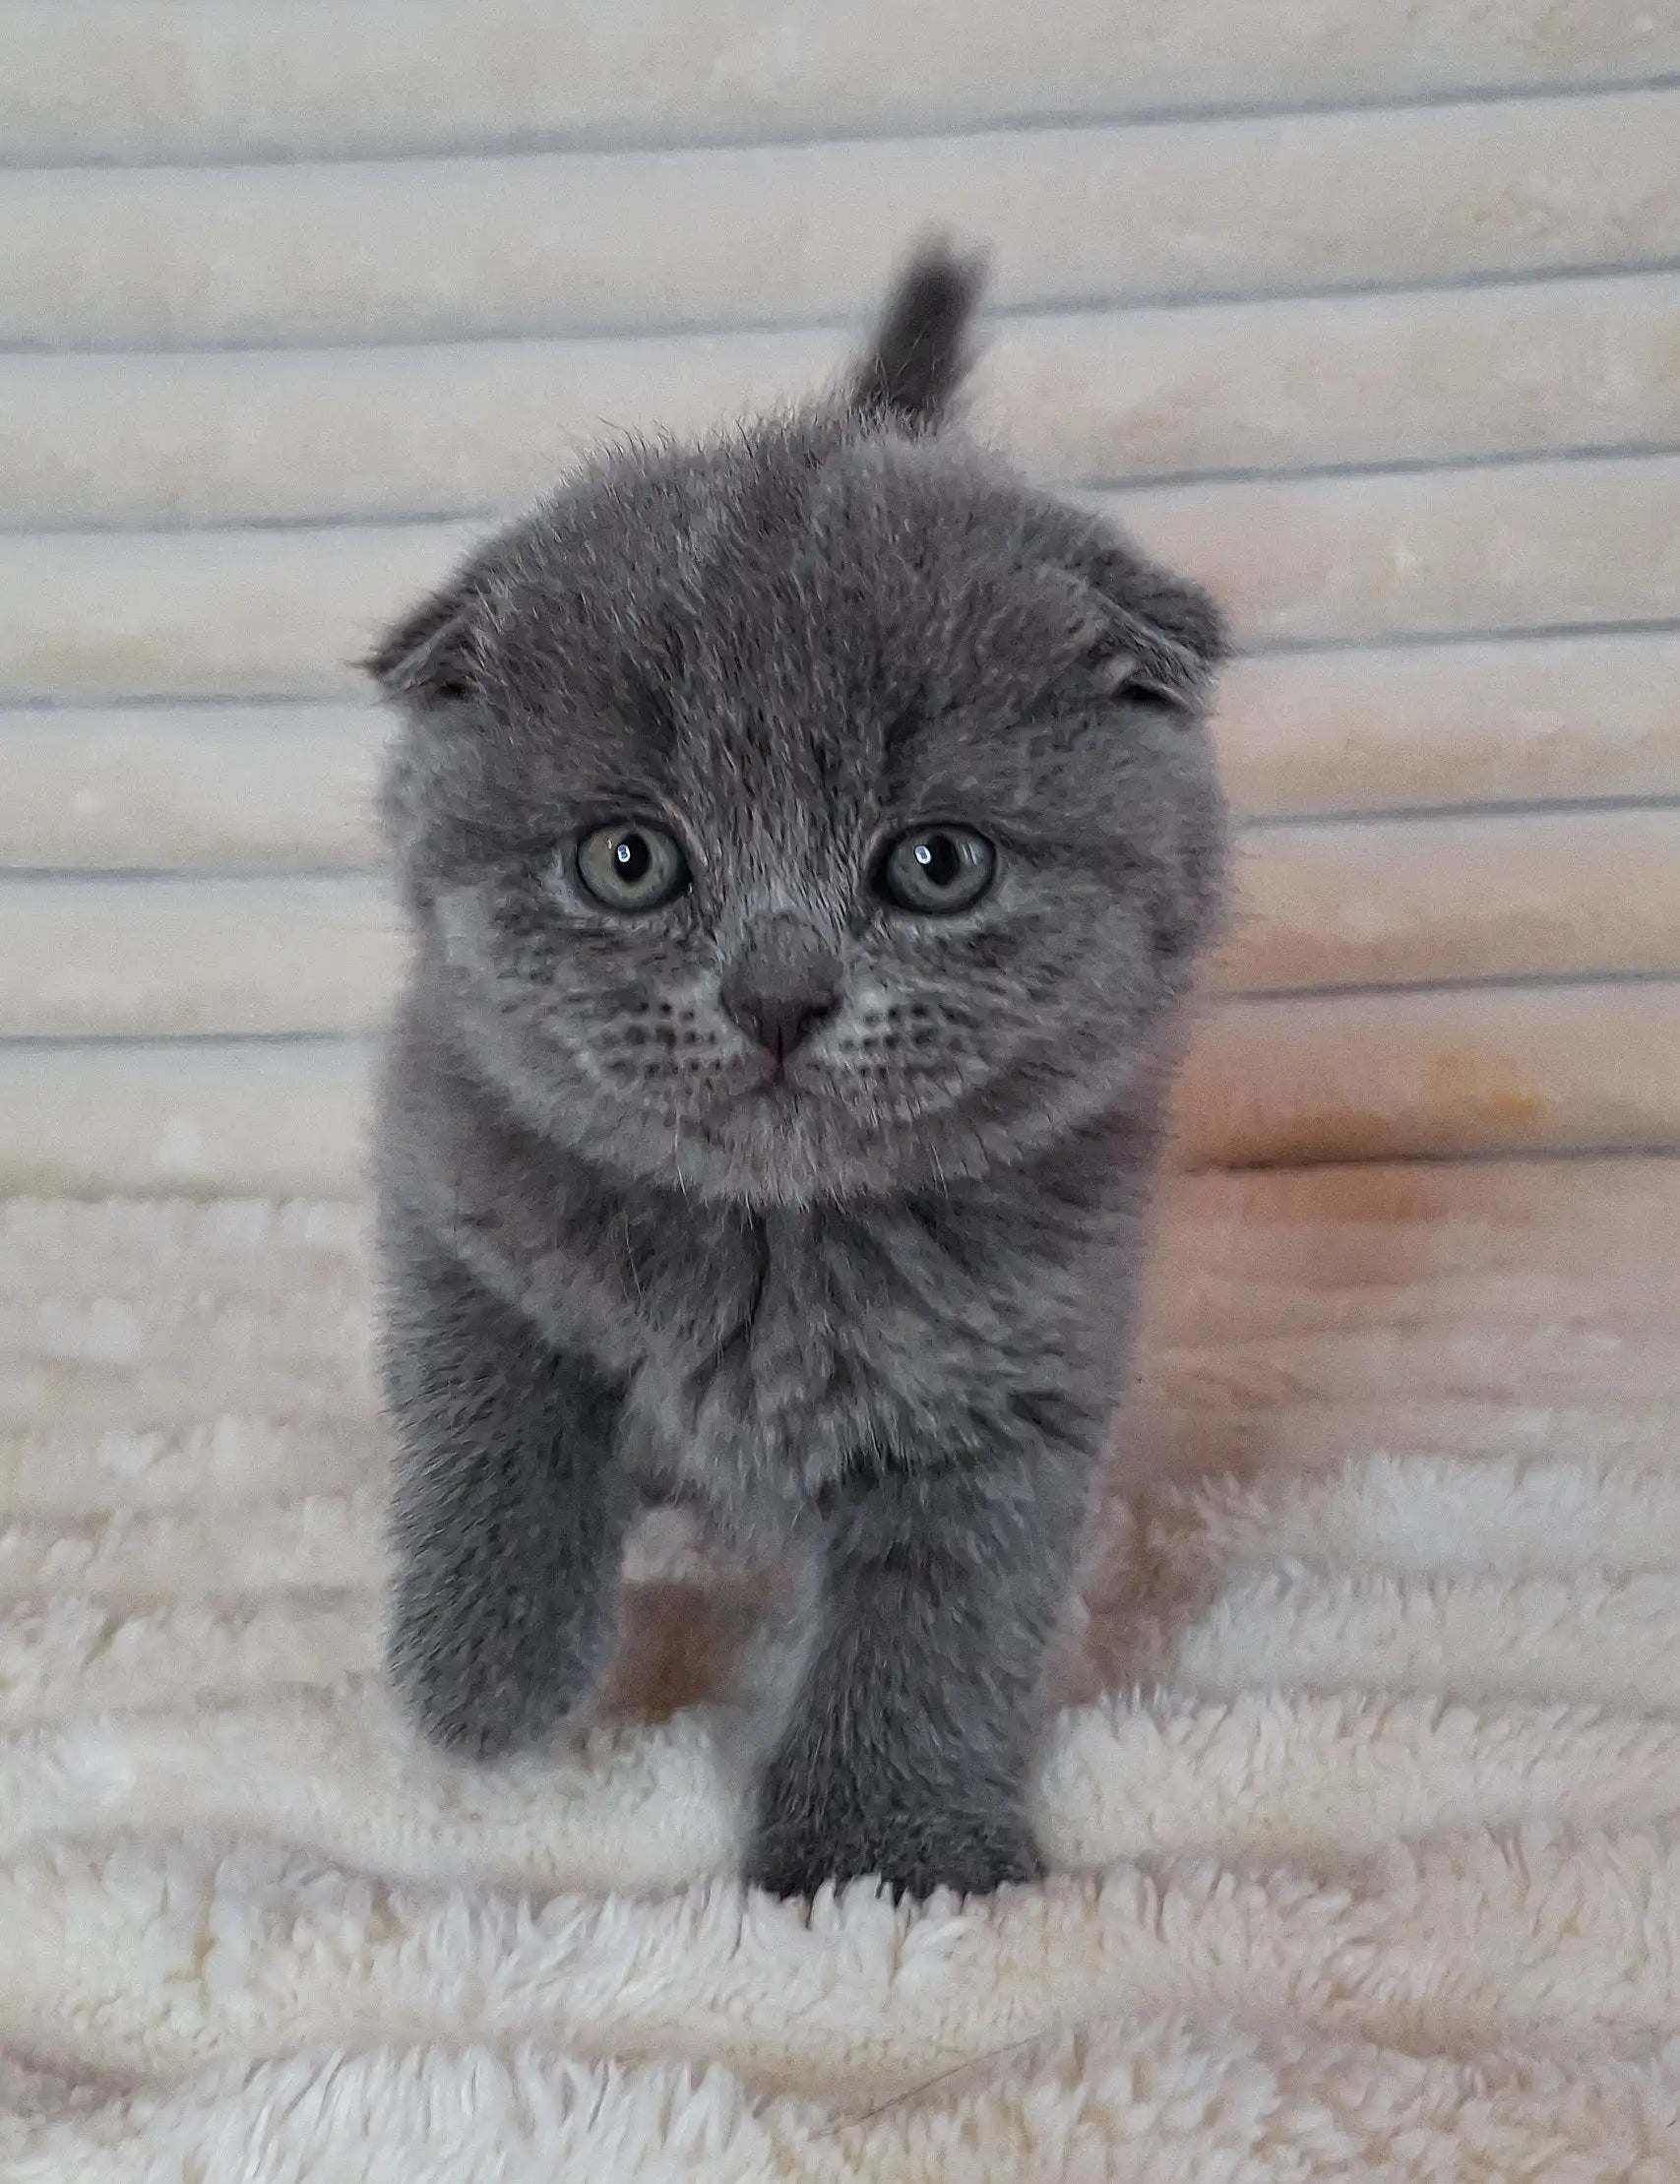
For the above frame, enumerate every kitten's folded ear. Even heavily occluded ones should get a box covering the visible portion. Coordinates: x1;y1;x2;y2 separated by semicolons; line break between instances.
365;576;480;710
851;240;987;429
1079;551;1228;715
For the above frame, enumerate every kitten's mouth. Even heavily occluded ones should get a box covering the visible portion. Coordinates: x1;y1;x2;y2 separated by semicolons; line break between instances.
742;1059;796;1100
728;1053;824;1110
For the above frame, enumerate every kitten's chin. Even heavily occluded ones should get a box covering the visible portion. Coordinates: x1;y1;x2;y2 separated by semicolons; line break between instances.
690;1061;855;1152
608;1069;965;1207
632;1059;1096;1206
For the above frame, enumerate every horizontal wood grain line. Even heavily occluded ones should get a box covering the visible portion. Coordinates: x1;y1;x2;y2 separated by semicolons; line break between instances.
1217;809;1680;996
0;878;399;1037
5;1;1673;165
7;273;1680;525
7;633;1678;869
4;89;1677;347
4;457;1674;703
1090;456;1680;656
0;703;382;870
3;805;1676;1034
5;979;1678;1191
1174;982;1680;1167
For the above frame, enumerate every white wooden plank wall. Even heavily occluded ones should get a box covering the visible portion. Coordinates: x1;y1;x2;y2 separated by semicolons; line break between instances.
3;0;1678;1194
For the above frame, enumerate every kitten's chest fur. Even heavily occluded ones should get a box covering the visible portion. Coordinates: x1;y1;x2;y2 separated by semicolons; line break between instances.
389;1027;1137;1530
566;1188;1110;1523
620;1206;888;1508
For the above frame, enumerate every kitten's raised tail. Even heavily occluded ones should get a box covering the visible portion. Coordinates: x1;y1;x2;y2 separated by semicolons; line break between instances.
851;241;986;430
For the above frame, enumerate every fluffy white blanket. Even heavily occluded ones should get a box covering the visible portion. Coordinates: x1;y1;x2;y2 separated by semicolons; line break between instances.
2;1160;1676;2178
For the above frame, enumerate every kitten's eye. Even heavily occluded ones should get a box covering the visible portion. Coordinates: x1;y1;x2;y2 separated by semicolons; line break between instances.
575;822;690;912
875;826;996;915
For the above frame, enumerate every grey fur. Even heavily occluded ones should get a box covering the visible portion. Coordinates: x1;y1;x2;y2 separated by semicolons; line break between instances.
848;241;986;426
368;245;1227;1901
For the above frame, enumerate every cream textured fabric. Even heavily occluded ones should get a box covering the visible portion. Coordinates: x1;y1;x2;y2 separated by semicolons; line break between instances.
3;1157;1676;2176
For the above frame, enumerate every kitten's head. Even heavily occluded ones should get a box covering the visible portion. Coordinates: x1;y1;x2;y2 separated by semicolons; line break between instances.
371;247;1227;1206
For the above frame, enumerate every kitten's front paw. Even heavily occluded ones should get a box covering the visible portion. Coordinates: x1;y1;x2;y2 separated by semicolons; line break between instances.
747;1803;1045;1903
386;1591;593;1764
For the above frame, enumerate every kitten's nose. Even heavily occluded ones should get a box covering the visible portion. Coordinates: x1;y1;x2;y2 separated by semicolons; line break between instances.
729;990;837;1060
720;920;841;1061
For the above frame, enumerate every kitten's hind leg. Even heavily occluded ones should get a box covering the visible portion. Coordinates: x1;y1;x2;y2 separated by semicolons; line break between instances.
380;1231;630;1761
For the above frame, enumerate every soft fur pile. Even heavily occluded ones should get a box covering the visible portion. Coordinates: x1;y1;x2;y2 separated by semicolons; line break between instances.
2;1157;1678;2176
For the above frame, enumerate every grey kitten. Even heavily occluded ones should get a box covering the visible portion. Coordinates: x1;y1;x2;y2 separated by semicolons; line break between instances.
368;248;1227;1901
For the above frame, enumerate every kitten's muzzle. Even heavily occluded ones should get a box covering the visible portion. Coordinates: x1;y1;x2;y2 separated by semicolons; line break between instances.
719;916;842;1065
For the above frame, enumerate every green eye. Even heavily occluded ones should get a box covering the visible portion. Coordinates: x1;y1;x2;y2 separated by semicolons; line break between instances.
876;826;996;915
575;822;690;912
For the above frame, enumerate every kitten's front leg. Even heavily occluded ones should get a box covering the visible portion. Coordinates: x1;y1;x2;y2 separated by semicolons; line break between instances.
380;1229;631;1761
747;1438;1093;1901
